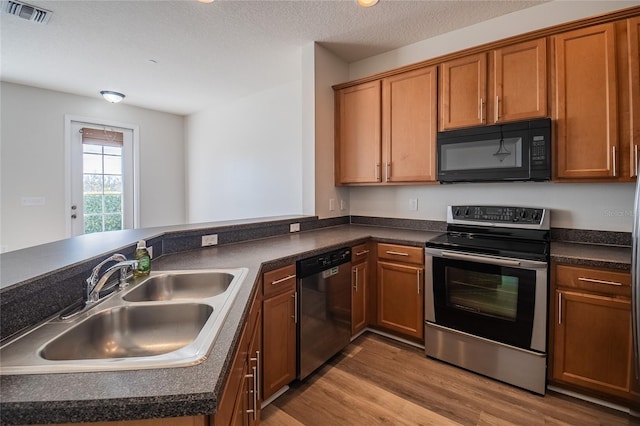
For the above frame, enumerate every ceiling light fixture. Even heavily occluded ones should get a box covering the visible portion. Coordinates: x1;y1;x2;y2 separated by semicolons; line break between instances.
100;91;125;103
357;0;379;7
198;0;215;3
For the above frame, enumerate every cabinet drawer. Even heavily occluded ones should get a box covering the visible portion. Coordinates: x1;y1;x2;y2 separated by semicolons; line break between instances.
352;243;371;264
377;243;424;265
263;264;296;298
555;264;631;297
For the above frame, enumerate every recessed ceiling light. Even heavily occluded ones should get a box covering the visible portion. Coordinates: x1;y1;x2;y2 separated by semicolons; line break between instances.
357;0;379;7
100;91;125;103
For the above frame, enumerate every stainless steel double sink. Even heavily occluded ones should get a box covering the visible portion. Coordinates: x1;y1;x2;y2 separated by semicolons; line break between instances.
0;268;248;375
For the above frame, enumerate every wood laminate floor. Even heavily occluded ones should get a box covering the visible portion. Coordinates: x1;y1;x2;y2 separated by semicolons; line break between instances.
262;333;640;426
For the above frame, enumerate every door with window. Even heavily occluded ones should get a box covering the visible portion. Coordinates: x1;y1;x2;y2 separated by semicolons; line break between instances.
69;120;135;236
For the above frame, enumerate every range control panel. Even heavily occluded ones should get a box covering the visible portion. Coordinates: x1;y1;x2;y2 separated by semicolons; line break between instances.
450;205;546;225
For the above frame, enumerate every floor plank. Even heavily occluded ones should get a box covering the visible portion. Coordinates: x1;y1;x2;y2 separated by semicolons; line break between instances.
262;332;640;426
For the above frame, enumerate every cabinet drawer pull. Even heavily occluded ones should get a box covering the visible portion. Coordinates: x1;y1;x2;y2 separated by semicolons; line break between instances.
386;250;409;257
250;350;261;401
355;250;370;256
271;274;296;285
577;277;623;286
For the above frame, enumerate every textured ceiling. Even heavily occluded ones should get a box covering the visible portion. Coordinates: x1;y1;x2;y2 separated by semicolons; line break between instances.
1;0;547;115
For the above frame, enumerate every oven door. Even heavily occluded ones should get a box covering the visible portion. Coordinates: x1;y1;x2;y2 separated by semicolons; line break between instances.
425;248;548;352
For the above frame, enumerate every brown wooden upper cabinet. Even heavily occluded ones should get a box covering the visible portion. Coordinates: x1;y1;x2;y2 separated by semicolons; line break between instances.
439;38;547;131
553;24;619;179
335;66;437;185
628;17;640;179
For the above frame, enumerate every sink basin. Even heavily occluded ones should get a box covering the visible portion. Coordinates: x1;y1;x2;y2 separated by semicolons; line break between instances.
0;267;248;375
41;304;213;360
123;271;234;302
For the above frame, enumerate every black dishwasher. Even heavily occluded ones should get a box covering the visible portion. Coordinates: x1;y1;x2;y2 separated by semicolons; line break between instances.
296;247;352;380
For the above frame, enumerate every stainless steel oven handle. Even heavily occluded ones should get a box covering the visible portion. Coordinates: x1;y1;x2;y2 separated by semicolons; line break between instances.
440;250;521;267
427;249;548;269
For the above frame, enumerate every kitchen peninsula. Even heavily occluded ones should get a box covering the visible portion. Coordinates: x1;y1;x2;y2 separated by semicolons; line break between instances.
0;215;633;425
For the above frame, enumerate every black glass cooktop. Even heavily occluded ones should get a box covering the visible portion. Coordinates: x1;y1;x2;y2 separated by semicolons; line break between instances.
427;226;550;262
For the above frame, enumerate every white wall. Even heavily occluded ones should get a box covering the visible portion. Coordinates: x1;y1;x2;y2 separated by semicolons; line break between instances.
343;1;640;232
185;79;303;223
0;82;186;252
313;44;350;219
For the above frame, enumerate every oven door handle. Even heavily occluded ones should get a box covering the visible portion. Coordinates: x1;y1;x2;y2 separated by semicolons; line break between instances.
431;249;547;269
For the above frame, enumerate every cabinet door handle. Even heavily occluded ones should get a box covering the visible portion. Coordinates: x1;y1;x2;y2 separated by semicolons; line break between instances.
612;146;617;177
245;367;257;420
386;162;391;182
495;96;499;123
375;163;381;182
558;292;562;325
578;277;623;286
353;267;358;292
271;274;295;285
634;145;638;178
292;292;298;324
385;250;409;257
250;350;260;401
479;97;485;123
355;250;370;256
416;269;421;295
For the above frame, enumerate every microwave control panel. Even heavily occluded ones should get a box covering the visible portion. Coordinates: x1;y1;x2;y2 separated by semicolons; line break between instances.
450;205;546;225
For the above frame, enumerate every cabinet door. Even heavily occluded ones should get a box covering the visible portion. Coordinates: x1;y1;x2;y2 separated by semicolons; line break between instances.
382;66;437;182
262;289;296;400
377;261;424;340
554;24;619;179
440;52;487;130
247;303;262;425
628;17;640;178
336;81;381;184
553;289;633;398
492;38;547;123
352;260;368;336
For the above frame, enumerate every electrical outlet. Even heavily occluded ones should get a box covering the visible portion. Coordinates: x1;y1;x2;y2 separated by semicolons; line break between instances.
147;246;153;259
329;198;336;211
340;199;346;211
409;198;418;211
21;196;45;206
290;223;300;233
201;234;218;247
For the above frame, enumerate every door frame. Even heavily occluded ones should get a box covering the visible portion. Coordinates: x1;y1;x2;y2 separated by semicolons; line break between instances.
64;114;140;237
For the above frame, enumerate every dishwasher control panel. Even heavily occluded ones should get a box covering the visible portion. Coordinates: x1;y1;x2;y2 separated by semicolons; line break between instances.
297;247;351;278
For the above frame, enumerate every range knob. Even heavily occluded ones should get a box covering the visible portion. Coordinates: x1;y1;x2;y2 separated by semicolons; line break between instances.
532;211;540;221
464;207;470;216
520;210;528;219
454;207;461;217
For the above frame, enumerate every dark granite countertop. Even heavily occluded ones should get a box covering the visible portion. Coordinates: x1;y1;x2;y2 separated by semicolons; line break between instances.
550;241;632;271
0;224;440;425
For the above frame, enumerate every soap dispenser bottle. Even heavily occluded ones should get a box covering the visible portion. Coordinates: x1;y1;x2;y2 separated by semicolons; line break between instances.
134;240;151;278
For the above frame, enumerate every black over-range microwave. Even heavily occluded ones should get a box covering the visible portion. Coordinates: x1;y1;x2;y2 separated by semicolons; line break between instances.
436;118;551;183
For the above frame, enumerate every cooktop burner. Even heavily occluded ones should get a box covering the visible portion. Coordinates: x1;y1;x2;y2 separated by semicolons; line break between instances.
426;205;550;261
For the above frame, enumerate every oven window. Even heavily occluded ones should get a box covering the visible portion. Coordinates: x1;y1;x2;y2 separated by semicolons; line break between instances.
445;267;519;321
440;136;523;171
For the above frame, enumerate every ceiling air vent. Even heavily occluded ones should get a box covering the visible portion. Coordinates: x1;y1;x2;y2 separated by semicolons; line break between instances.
2;0;51;24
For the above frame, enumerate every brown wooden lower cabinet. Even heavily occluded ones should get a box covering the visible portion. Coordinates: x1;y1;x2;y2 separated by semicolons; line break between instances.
376;243;425;342
351;243;372;336
212;286;262;426
550;263;636;407
261;264;297;401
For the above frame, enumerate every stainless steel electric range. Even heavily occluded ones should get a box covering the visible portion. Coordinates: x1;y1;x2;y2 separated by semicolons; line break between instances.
425;205;550;395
